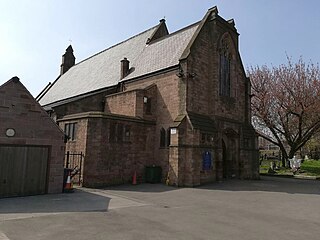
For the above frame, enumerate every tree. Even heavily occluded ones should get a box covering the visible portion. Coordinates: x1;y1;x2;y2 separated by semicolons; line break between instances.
248;57;320;166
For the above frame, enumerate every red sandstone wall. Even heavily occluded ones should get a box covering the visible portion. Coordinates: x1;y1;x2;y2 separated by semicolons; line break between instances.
0;79;65;194
124;71;181;179
84;116;155;187
105;90;138;117
186;19;247;122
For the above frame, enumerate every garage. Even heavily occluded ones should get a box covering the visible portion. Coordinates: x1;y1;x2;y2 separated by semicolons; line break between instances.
0;145;49;198
0;77;65;198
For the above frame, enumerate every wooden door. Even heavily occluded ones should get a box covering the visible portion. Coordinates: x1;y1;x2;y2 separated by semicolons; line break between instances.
0;145;49;198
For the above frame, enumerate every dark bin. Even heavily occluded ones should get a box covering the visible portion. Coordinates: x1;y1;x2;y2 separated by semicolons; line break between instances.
63;168;72;189
145;166;162;183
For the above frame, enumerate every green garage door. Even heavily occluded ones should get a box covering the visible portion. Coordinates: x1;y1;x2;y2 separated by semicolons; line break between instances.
0;145;49;198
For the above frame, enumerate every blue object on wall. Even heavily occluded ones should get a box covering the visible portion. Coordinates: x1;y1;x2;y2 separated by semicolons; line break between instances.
203;151;212;170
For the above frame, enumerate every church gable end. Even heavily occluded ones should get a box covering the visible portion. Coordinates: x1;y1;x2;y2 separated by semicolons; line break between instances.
37;6;258;188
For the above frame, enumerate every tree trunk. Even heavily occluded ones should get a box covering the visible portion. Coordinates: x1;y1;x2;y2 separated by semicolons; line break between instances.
288;150;295;159
281;153;286;167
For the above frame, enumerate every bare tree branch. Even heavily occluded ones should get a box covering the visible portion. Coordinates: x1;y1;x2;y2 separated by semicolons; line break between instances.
249;57;320;162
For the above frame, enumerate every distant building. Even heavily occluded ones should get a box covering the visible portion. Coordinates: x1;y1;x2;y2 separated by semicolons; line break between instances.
38;6;259;187
0;77;65;198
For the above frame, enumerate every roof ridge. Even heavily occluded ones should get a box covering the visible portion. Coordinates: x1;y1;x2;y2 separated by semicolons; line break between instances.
74;24;159;67
147;21;201;45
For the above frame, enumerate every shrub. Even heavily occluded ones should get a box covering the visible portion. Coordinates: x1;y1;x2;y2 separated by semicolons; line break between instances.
301;160;320;175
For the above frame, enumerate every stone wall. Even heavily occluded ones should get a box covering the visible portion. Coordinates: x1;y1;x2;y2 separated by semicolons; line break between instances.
186;17;247;122
124;71;182;180
0;78;65;194
53;87;117;119
166;15;259;185
59;112;156;187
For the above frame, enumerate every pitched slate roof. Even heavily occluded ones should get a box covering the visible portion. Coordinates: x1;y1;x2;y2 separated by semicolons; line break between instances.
187;111;216;133
39;21;200;107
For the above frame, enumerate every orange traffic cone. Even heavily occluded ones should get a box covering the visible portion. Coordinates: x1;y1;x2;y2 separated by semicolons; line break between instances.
132;171;137;185
64;171;73;192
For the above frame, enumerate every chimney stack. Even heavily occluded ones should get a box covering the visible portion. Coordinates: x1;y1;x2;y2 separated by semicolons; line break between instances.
60;45;75;75
120;57;130;79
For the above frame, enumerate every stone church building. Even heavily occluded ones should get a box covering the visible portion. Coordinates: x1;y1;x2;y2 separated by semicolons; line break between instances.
38;6;259;187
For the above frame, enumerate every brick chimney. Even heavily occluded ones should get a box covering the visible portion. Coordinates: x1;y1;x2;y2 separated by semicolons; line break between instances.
60;45;75;75
120;57;130;79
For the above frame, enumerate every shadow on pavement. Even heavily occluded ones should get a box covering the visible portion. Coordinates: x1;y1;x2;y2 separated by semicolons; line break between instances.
102;177;320;195
0;189;110;214
199;176;320;195
104;183;178;193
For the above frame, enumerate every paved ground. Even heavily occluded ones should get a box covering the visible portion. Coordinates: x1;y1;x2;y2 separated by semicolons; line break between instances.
0;176;319;240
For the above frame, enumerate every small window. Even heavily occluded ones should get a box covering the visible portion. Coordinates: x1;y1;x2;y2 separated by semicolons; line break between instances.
160;128;166;147
64;123;76;141
109;122;130;143
201;133;206;144
124;125;131;142
109;123;116;142
166;128;171;147
117;123;123;142
145;97;152;115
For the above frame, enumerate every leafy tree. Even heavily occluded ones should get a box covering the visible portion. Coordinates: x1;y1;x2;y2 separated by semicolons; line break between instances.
248;57;320;166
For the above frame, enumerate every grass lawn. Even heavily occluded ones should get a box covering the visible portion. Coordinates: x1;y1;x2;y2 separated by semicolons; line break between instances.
260;159;320;177
301;160;320;175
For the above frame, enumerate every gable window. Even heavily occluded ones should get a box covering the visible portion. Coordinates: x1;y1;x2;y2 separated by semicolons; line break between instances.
64;123;76;141
219;37;231;97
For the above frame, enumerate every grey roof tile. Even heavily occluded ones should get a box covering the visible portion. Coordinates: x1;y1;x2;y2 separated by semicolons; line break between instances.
39;22;199;106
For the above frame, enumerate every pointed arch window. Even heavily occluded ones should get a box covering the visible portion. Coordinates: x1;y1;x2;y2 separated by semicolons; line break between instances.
219;37;231;97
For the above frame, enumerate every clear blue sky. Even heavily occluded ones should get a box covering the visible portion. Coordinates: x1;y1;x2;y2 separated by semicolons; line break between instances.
1;0;319;96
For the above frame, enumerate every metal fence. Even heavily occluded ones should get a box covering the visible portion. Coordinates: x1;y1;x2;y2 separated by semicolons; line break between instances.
65;151;84;186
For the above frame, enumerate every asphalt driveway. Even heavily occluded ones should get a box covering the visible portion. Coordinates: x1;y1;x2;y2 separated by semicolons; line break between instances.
0;176;319;240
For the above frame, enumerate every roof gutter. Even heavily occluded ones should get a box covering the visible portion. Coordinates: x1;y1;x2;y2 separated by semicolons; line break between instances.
120;65;179;85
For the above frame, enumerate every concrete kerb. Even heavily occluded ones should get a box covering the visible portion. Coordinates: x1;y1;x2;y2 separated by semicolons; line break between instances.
260;173;320;180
